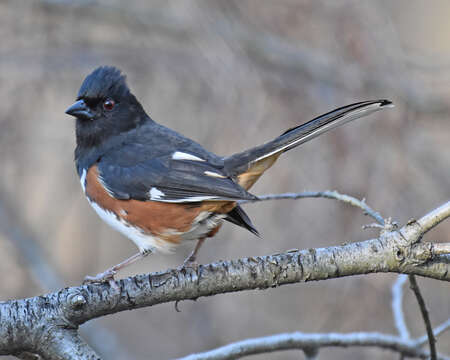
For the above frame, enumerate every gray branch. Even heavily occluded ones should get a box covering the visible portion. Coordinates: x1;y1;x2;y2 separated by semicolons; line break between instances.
175;332;450;360
417;201;450;234
240;190;385;225
0;200;449;358
0;297;100;359
37;329;100;360
391;274;410;340
408;275;437;360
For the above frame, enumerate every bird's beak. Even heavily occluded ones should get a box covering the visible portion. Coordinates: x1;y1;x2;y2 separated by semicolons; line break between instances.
65;99;94;120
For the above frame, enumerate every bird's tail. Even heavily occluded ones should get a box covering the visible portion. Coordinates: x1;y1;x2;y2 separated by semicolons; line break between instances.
224;100;393;190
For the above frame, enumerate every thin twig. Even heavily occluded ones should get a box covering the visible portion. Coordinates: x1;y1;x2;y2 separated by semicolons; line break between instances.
417;319;450;346
240;191;385;225
408;275;437;360
392;274;410;340
176;318;450;360
175;332;450;360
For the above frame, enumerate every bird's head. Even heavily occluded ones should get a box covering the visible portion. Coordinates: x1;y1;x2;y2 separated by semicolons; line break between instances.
66;66;148;149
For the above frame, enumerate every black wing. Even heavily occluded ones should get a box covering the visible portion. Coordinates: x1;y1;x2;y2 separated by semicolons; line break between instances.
97;143;257;202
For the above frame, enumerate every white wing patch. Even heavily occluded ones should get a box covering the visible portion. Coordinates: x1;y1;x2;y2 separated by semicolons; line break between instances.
204;170;226;179
80;168;87;193
172;151;205;162
149;187;165;200
150;187;220;202
158;195;219;203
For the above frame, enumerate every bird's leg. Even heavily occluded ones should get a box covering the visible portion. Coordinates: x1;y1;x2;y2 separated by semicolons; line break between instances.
83;249;153;284
182;237;206;269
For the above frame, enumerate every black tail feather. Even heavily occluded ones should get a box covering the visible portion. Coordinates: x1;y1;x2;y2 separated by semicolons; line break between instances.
224;100;393;176
225;205;259;236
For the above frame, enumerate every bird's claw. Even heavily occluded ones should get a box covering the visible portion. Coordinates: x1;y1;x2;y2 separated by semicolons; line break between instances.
178;257;199;272
83;269;117;284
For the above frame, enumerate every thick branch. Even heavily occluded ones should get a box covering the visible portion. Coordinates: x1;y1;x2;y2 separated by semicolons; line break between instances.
175;332;450;360
417;201;450;235
65;237;448;327
37;329;100;360
0;201;448;357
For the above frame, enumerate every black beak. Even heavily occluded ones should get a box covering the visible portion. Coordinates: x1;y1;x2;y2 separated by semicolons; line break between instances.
65;100;94;120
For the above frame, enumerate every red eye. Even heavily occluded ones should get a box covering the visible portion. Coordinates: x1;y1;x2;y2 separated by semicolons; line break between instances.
103;98;115;111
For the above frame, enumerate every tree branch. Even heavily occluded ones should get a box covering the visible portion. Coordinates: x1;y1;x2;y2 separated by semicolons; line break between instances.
408;275;437;360
392;274;410;340
0;200;448;357
433;243;450;255
37;329;100;360
240;190;385;225
416;201;450;235
174;332;450;360
394;200;450;360
417;318;450;346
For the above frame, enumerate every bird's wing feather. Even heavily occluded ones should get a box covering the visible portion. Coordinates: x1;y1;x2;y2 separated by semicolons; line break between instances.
97;144;256;202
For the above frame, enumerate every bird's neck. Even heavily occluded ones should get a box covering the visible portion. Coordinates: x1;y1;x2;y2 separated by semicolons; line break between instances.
74;113;155;176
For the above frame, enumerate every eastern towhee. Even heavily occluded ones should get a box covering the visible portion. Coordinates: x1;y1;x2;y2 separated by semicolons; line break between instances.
65;66;393;283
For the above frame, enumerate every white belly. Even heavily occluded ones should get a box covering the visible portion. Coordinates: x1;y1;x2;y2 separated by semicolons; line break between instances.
89;200;177;254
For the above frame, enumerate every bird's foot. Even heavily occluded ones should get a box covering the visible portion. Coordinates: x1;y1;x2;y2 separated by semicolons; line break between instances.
178;255;199;272
83;268;117;284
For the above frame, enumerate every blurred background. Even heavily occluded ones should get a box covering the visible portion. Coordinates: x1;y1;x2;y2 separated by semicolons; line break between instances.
0;1;449;359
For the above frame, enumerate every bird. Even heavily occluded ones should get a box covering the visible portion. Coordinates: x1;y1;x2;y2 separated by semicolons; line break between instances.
65;66;393;283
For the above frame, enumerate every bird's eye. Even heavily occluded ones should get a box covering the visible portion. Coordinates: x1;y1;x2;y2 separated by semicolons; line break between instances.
103;98;115;111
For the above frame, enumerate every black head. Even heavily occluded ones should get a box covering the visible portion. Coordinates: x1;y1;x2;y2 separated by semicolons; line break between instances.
66;66;149;150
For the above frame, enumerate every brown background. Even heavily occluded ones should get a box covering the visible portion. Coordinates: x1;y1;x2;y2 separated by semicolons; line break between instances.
0;1;449;359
